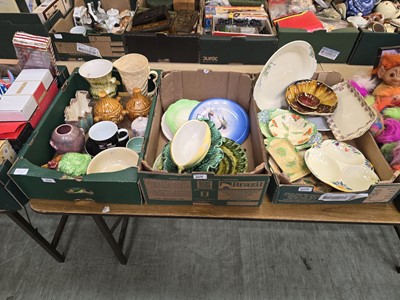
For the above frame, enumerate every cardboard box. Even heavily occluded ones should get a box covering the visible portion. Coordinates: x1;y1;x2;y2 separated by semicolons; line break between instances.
0;94;37;121
267;132;400;204
8;69;159;204
174;0;196;10
33;0;64;23
265;71;400;204
347;29;400;65
15;69;54;90
0;140;16;164
5;81;46;104
139;70;270;206
50;2;126;61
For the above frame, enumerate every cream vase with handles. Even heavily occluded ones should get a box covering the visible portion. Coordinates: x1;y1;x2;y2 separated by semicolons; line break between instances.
113;53;158;96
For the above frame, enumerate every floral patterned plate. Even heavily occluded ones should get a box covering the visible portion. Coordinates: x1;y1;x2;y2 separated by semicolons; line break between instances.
305;140;379;192
268;112;315;146
253;41;317;110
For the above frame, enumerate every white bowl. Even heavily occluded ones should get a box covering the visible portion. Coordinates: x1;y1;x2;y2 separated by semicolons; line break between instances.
86;147;139;174
170;120;211;172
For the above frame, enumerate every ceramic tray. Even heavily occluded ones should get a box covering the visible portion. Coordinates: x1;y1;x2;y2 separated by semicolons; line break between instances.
253;41;317;111
305;140;379;192
189;98;249;144
325;81;376;141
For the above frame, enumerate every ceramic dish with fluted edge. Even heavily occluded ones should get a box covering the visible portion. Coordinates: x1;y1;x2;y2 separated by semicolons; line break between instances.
165;99;200;135
268;112;316;146
161;111;174;141
216;138;248;174
253;40;317;111
325;81;377;142
285;79;338;115
304;140;379;192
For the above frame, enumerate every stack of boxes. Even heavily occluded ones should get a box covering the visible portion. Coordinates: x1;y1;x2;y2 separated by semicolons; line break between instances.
0;68;59;150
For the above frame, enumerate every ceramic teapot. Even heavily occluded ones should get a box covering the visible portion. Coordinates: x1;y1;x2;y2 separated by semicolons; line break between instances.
376;1;400;19
93;91;128;124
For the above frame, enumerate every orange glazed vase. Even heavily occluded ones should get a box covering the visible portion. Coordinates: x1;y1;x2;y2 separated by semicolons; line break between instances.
125;88;151;121
93;91;128;124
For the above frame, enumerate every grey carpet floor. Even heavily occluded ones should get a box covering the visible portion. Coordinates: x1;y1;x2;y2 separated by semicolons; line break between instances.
1;206;400;300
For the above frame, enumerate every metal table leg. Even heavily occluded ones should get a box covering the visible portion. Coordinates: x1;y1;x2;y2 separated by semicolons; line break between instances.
6;211;65;263
92;215;128;265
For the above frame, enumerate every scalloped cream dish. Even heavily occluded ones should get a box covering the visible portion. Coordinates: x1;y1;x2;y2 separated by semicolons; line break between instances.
305;140;379;192
268;113;315;146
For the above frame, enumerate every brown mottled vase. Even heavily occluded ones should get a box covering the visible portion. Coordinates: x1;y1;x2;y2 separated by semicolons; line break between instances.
93;91;128;124
125;88;151;121
50;124;85;154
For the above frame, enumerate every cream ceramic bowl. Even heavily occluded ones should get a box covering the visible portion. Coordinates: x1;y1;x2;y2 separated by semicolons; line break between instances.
170;120;211;172
86;147;139;174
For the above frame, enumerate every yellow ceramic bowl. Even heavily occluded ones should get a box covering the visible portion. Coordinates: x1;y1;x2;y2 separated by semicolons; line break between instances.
86;147;139;174
170;120;211;172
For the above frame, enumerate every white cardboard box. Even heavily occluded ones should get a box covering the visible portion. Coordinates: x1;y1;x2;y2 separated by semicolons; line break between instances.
15;69;53;90
0;95;38;121
5;81;46;104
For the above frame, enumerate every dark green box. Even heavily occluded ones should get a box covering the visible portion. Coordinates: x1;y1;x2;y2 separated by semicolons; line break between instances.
199;35;278;64
277;27;359;63
347;29;400;65
0;160;28;211
8;69;158;204
0;10;62;59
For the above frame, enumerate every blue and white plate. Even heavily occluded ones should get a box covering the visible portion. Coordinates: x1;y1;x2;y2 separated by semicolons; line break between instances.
189;98;249;144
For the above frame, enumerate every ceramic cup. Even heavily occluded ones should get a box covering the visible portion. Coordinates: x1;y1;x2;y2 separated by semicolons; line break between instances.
79;59;119;98
113;53;158;96
126;137;144;155
69;26;87;35
87;121;129;155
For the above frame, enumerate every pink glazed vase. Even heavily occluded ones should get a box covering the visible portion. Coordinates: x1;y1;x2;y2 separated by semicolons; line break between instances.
50;124;85;154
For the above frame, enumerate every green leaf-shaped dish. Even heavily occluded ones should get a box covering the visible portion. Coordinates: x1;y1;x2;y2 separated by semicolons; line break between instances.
165;99;200;134
161;119;224;173
217;138;248;174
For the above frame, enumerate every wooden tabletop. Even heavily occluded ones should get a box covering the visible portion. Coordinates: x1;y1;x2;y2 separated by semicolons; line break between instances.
29;198;400;225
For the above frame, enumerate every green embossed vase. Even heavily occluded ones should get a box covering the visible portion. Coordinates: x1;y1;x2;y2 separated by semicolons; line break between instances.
79;59;119;98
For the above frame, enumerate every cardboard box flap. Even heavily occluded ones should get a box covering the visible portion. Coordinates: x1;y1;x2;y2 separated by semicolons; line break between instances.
160;70;253;111
312;71;343;86
356;132;397;182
